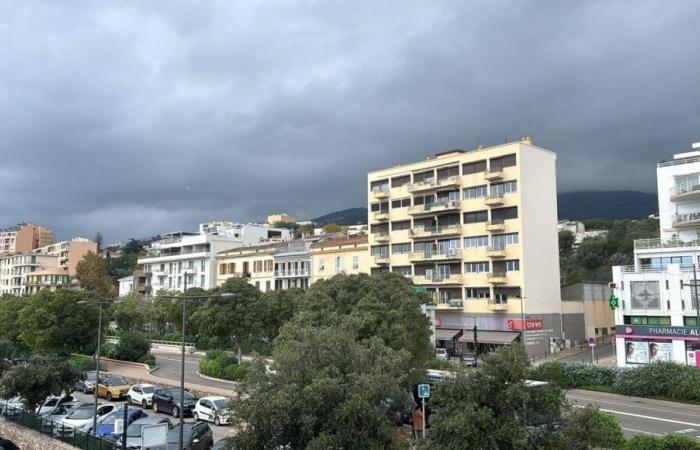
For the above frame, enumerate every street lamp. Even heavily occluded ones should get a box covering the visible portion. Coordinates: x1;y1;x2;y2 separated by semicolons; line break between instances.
77;299;121;435
160;274;234;450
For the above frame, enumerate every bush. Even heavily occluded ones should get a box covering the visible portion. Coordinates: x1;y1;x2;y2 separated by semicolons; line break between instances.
223;363;248;381
426;358;459;371
614;362;700;402
101;342;117;359
198;350;249;381
138;354;157;368
70;354;96;371
624;434;700;450
529;361;618;389
114;332;150;362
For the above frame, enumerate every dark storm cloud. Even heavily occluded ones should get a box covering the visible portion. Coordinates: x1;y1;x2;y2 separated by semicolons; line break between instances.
1;0;699;241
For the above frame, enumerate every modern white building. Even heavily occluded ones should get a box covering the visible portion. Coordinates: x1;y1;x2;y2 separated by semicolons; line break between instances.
657;142;700;241
138;223;292;295
612;142;700;368
118;275;134;297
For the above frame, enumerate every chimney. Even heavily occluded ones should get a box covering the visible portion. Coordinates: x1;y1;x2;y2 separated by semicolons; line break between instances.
521;135;532;145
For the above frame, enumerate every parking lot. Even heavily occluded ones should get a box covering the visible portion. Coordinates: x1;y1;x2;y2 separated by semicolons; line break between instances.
72;391;235;444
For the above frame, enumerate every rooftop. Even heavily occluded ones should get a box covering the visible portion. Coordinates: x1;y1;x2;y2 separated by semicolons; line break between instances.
311;235;368;249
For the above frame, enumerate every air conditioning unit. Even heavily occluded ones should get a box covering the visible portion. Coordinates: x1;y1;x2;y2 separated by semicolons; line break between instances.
447;248;457;257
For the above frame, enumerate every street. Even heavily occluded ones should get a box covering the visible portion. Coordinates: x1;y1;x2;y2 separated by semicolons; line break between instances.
151;352;236;392
556;343;615;363
566;389;700;441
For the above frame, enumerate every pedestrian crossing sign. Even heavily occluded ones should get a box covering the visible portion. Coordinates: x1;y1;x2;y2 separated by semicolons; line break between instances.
418;383;430;398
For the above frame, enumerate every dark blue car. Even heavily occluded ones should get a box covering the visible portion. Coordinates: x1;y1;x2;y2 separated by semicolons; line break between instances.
95;408;148;439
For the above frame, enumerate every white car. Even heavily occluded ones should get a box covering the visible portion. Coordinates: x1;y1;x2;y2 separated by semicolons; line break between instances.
435;348;449;361
193;396;231;426
54;403;116;436
126;384;156;408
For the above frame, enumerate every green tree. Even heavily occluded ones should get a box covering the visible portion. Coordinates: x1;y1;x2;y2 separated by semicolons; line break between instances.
0;355;82;411
17;290;100;355
191;278;261;363
231;324;412;449
576;236;609;270
559;230;575;257
111;294;150;332
561;405;625;450
257;288;303;342
76;251;115;297
114;332;150;362
0;295;27;346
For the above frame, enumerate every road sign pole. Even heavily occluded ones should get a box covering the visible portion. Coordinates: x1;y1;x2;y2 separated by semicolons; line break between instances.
591;345;595;364
421;396;425;440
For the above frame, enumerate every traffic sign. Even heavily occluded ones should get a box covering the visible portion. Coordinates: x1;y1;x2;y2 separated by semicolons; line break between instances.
588;337;596;347
609;295;619;310
418;383;430;399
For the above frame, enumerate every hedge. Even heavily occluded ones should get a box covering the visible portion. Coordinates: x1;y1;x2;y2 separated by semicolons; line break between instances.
624;434;700;449
198;350;249;381
528;361;700;402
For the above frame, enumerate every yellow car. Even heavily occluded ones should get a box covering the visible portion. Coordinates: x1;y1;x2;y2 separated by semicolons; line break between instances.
97;376;131;401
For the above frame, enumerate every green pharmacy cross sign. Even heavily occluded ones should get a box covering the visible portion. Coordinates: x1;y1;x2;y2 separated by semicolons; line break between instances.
609;295;619;311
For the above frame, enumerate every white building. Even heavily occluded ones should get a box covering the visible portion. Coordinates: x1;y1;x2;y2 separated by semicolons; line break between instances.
612;142;700;368
557;220;608;245
657;142;700;241
0;253;59;296
138;223;292;295
118;275;134;297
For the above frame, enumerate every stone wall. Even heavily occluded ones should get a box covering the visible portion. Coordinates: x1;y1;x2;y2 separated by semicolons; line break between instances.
0;417;74;450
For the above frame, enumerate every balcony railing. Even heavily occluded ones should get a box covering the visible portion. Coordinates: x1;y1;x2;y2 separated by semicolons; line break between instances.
485;194;505;206
373;255;390;265
620;264;694;273
415;274;463;285
634;237;700;250
409;224;462;238
371;188;390;199
372;232;390;242
486;247;507;258
485;221;506;232
274;270;310;277
671;184;700;202
372;211;390;221
487;272;507;284
408;200;461;215
484;170;503;181
673;212;700;227
437;176;461;188
408;179;437;193
488;299;509;310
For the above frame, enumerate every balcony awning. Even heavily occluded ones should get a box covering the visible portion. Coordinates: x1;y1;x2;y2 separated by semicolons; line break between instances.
434;329;462;341
458;330;520;345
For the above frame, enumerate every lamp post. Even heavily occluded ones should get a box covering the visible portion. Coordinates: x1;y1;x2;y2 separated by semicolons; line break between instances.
160;274;233;450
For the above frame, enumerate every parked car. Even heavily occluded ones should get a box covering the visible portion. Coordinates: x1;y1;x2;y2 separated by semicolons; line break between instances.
0;437;18;450
36;395;74;415
435;348;448;361
164;422;213;450
124;416;172;449
212;437;235;450
97;376;131;401
462;352;477;367
95;408;148;438
0;396;25;417
193;396;231;426
74;371;97;393
152;388;198;418
40;401;89;432
126;383;157;409
54;403;116;436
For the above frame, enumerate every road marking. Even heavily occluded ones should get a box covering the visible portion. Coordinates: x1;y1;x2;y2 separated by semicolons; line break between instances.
620;427;662;436
567;395;700;419
678;428;697;434
596;408;700;428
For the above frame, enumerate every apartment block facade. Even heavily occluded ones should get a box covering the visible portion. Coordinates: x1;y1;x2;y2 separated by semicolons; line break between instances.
0;253;60;296
217;242;282;292
657;142;700;241
310;235;369;283
32;237;97;276
367;138;562;355
0;223;54;256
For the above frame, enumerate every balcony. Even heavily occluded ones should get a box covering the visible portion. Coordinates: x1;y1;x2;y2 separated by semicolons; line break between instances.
231;272;251;278
372;232;390;243
372;211;390;221
486;248;507;258
671;184;700;202
371;188;390;199
408;200;461;216
447;299;464;308
373;255;390;265
672;212;700;228
274;270;311;277
409;224;462;238
485;221;506;232
433;248;462;261
408;180;437;193
488;299;509;311
437;176;461;188
484;170;503;181
487;272;507;284
415;274;463;285
484;195;504;206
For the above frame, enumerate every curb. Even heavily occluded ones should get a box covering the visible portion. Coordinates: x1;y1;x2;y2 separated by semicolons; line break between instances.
195;371;238;385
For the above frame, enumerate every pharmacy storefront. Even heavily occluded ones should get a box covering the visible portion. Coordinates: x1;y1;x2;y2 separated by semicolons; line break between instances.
615;325;700;367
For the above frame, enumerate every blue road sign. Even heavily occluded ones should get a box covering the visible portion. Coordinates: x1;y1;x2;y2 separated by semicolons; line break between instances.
418;383;430;399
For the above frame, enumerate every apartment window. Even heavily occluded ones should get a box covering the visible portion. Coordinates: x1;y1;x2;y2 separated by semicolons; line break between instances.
392;220;411;231
413;194;434;206
493;288;521;302
200;274;205;287
464;210;488;224
228;263;235;273
255;281;260;290
490;154;516;170
392;266;412;276
413;170;434;183
685;317;699;326
391;243;412;254
437;190;460;202
490;181;517;197
391;175;411;188
266;280;271;292
319;257;325;271
352;255;359;269
437;239;461;253
370;179;389;192
491;206;518;222
505;260;520;271
465;261;490;273
335;256;344;273
463;185;487;199
391;198;411;209
371;202;389;213
492;233;519;249
465;287;490;299
371;245;390;257
437;165;459;180
464;235;489;248
201;260;205;272
462;160;487;174
220;264;226;275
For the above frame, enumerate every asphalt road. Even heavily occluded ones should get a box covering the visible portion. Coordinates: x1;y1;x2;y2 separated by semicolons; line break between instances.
151;352;236;392
557;343;615;363
566;389;700;441
72;391;235;444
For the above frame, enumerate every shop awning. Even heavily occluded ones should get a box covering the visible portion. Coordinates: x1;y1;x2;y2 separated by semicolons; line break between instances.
458;330;520;345
434;329;462;341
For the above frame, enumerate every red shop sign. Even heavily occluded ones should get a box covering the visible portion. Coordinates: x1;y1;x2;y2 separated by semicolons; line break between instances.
507;319;543;331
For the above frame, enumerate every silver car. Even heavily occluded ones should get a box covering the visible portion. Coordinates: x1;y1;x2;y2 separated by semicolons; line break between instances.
54;403;116;436
124;417;172;449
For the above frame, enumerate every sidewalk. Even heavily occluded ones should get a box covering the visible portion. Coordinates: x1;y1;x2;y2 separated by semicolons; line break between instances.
101;358;237;397
530;345;617;367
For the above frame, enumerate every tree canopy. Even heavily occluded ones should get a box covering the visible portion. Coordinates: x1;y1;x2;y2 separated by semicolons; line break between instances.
76;251;115;297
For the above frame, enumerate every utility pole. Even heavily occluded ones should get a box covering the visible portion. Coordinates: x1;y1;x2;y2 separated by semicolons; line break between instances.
473;324;478;367
179;272;188;450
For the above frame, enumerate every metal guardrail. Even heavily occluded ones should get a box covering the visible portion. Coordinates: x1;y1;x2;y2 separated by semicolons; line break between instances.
0;405;118;449
106;336;196;348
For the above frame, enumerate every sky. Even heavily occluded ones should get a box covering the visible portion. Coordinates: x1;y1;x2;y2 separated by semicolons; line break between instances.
1;1;699;242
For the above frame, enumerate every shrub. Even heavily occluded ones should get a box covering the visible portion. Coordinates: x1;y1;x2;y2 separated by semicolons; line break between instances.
624;434;700;450
223;363;248;381
198;350;238;378
138;354;157;368
614;362;700;402
528;361;618;389
70;354;96;372
426;358;458;371
114;332;150;362
101;342;117;359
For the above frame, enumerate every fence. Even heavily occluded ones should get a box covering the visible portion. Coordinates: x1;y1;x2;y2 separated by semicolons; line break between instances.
1;405;119;450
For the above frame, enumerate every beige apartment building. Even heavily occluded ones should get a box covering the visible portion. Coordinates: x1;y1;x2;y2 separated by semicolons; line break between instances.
32;237;97;276
217;242;282;292
0;253;59;296
310;235;369;283
25;268;71;295
0;223;54;256
267;213;296;225
367;137;562;356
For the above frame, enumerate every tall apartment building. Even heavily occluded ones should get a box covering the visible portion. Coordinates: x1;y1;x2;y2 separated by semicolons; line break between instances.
657;142;700;241
138;222;292;295
0;223;54;256
367;138;562;355
32;237;98;276
612;143;700;368
0;253;60;296
310;235;369;283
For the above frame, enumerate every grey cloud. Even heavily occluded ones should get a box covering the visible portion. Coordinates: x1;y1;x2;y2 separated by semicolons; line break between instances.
1;0;700;241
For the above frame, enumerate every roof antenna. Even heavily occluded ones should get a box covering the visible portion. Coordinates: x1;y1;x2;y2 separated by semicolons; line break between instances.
504;133;508;143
